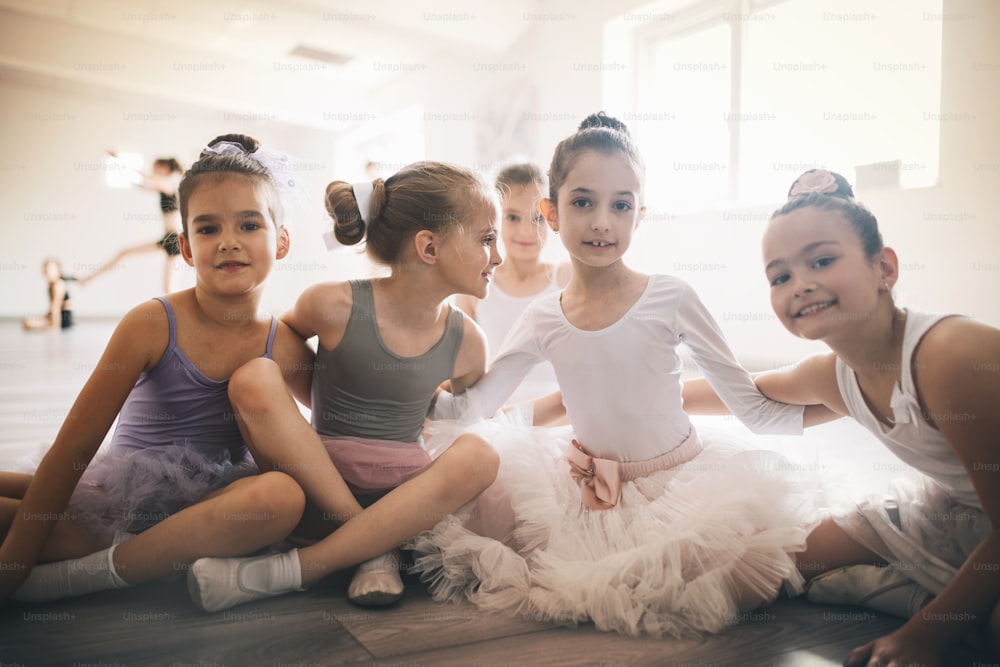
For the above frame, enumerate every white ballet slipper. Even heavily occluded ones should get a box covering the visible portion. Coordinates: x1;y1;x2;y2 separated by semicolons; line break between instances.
348;549;404;607
805;563;931;618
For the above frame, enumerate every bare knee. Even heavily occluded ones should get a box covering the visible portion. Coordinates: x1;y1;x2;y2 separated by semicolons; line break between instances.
444;434;499;493
229;358;284;412
225;472;305;531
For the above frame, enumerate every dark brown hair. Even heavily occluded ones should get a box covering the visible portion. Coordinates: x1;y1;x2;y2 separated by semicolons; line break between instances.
547;112;645;203
771;170;884;258
153;157;183;174
177;134;282;234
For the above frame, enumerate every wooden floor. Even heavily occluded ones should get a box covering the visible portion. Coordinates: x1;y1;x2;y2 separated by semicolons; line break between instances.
0;320;993;666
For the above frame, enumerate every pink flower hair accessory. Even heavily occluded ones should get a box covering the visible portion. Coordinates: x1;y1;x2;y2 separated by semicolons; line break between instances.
788;169;839;198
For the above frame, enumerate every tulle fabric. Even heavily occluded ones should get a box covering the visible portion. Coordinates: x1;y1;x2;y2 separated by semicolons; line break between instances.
408;408;823;638
827;470;990;595
27;444;260;540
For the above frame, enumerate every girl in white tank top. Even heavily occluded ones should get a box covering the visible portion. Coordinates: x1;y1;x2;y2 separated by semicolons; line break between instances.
688;169;1000;665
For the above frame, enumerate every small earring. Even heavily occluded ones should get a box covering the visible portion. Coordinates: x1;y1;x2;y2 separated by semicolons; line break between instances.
883;282;890;291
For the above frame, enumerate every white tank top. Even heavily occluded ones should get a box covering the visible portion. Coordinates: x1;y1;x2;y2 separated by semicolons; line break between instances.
835;310;979;508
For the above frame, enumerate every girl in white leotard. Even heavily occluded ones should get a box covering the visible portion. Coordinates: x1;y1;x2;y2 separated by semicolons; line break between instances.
412;113;829;638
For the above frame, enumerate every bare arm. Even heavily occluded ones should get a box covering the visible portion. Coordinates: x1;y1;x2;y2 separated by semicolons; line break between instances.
271;321;315;409
682;353;846;427
528;390;566;425
449;317;488;395
0;302;163;599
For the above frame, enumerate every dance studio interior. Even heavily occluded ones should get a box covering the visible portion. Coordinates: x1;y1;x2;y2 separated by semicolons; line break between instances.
0;0;997;664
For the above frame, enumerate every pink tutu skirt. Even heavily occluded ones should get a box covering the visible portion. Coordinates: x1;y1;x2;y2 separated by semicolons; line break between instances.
407;409;823;638
319;434;432;495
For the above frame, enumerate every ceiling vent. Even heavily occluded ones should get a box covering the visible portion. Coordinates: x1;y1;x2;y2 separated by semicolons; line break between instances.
289;45;352;66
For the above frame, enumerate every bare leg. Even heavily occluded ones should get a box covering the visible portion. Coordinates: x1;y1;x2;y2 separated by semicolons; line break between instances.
229;359;365;525
10;472;305;601
796;518;887;580
0;472;32;499
77;241;162;286
113;471;304;584
0;474;106;560
189;360;500;610
296;432;499;584
230;358;500;581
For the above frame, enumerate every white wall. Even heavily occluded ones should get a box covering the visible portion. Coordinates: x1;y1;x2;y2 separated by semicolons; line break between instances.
0;79;375;318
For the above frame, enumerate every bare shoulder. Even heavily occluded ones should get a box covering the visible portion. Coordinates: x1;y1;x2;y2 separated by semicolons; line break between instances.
105;298;172;372
288;281;354;340
915;316;1000;394
119;298;172;346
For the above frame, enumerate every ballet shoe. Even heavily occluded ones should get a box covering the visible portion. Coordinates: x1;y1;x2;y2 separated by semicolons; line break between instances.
348;549;404;607
187;551;300;613
805;564;931;618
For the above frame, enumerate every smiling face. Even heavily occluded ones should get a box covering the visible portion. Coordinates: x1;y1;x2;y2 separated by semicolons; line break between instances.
179;173;289;295
763;206;892;340
437;206;502;299
499;183;547;264
544;151;644;270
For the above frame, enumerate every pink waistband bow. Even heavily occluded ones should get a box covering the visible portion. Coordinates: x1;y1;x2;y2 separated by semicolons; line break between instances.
566;439;621;510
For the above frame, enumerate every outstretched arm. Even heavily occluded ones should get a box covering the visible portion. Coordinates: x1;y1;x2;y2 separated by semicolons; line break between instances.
682;352;845;427
676;283;807;434
432;312;545;421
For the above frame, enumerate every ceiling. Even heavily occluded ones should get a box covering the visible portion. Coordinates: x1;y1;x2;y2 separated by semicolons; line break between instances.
0;0;543;130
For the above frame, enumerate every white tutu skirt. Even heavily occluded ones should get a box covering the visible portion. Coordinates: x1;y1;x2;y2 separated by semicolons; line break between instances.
827;471;989;596
19;444;258;541
408;410;823;638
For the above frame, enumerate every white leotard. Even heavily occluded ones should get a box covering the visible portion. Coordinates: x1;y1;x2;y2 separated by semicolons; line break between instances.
471;274;804;461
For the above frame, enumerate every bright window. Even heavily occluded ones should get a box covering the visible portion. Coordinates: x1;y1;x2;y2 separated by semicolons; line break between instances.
620;0;942;211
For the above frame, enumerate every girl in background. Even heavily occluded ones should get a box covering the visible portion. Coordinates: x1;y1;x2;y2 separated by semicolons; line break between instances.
414;113;828;638
81;153;185;293
22;258;75;331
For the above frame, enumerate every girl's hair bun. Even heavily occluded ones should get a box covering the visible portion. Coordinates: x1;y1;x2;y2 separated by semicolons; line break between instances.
578;111;630;136
202;133;261;157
